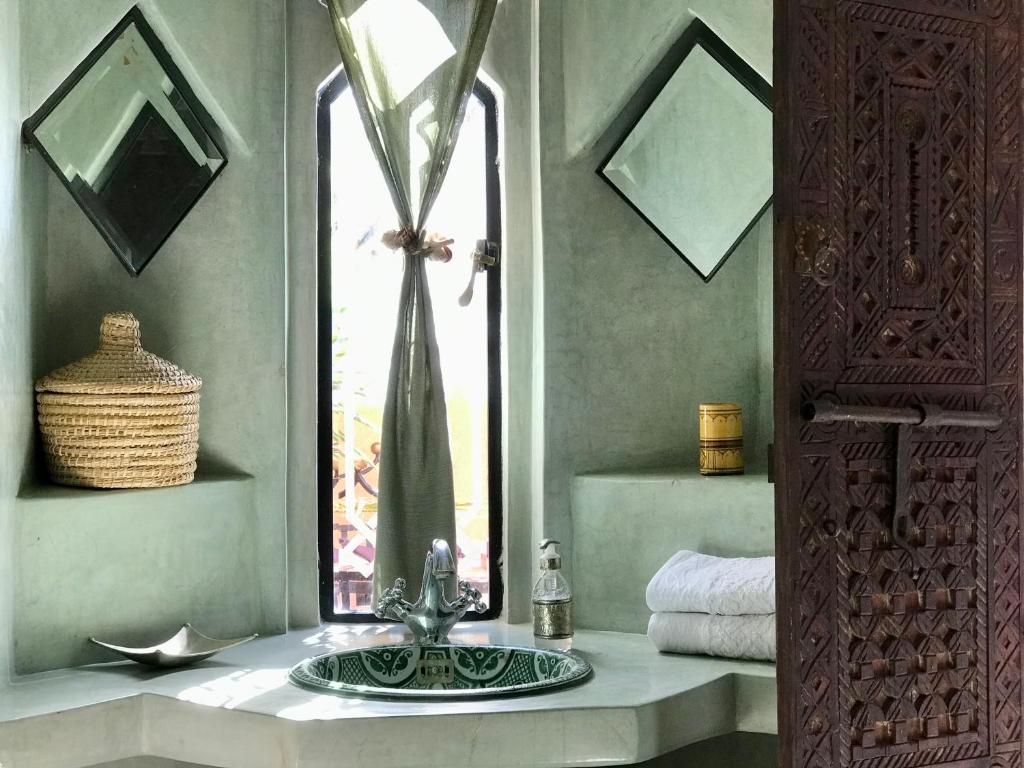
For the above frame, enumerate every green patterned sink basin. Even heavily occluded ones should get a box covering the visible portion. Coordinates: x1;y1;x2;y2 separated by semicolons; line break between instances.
289;644;592;700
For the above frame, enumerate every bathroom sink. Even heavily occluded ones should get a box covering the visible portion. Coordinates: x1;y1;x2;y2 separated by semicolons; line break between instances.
289;643;592;699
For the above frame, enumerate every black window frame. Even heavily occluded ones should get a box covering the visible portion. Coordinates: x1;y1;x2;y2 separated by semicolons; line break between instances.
316;68;504;623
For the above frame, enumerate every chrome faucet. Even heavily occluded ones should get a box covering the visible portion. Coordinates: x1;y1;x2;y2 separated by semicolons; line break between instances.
375;538;487;644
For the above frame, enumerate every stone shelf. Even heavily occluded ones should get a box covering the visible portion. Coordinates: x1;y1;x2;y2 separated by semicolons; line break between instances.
572;467;775;634
17;466;251;502
13;468;258;674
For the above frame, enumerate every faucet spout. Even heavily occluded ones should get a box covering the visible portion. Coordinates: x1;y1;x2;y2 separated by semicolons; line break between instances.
429;538;455;576
375;538;487;645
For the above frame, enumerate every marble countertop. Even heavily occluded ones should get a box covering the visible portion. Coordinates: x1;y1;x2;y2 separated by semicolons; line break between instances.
0;623;776;767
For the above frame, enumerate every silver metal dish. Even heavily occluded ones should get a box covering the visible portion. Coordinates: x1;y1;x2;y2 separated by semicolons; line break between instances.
90;623;257;667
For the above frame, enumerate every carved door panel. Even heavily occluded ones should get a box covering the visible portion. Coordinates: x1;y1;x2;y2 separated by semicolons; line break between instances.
775;2;1023;768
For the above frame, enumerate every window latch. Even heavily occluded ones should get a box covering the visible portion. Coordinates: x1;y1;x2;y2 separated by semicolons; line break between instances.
474;239;500;270
459;240;500;306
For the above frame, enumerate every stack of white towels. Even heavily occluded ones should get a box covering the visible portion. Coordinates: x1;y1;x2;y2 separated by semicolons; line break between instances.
646;550;776;662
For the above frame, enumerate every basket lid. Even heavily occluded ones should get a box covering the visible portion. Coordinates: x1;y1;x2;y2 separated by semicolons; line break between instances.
35;312;202;395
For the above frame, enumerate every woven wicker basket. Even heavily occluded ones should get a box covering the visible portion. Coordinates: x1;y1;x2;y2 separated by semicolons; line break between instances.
35;312;202;488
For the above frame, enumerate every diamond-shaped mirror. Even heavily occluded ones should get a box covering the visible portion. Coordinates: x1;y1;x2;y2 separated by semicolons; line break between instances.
598;20;772;282
22;6;227;277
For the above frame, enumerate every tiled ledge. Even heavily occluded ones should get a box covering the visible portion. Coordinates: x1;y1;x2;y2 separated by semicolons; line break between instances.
0;624;776;768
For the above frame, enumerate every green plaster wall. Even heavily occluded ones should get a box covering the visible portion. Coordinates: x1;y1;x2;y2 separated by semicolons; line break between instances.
0;0;26;686
11;0;287;674
0;0;17;688
478;0;545;627
2;0;775;671
562;0;772;159
0;0;49;685
284;0;341;631
538;1;775;586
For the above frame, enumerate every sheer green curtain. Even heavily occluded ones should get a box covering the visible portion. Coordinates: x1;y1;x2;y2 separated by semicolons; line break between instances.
326;0;498;603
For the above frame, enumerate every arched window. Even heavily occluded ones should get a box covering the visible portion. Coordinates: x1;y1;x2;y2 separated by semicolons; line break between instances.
316;69;503;621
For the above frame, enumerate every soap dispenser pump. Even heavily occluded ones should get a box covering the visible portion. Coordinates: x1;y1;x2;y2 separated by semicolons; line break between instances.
532;539;573;650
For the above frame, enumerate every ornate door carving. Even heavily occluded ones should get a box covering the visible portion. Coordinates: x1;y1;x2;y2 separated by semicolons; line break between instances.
775;2;1023;767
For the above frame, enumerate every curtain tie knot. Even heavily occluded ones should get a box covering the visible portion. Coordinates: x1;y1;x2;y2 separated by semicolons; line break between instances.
382;227;454;263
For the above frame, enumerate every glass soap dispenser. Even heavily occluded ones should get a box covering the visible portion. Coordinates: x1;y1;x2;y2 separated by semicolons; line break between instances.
532;539;574;650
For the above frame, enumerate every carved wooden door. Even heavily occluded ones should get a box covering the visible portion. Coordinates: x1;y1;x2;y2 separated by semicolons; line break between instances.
775;2;1024;768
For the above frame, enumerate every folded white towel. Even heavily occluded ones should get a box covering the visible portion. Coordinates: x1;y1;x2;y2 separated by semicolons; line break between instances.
646;550;775;616
648;612;776;661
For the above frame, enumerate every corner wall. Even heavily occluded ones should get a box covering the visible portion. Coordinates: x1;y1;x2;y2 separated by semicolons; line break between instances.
538;1;774;580
0;0;28;685
0;0;50;685
11;0;288;674
284;0;342;631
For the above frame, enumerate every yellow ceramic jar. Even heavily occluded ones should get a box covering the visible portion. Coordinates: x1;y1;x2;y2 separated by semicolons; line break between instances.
699;402;744;475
